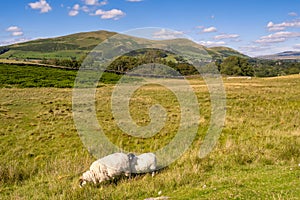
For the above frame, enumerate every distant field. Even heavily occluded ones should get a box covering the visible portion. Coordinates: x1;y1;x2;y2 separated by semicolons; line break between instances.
0;64;299;199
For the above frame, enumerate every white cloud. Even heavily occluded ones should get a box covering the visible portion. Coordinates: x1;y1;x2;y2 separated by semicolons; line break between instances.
85;0;97;5
73;4;80;10
202;26;217;33
99;0;108;6
82;6;90;13
6;26;21;32
69;1;108;17
69;10;79;16
94;9;125;20
256;31;300;44
214;34;240;40
267;22;286;31
28;0;52;13
152;29;184;39
126;0;143;2
267;20;300;31
69;4;80;16
288;12;298;17
197;40;226;47
11;32;24;36
6;26;23;37
256;37;286;43
84;0;108;6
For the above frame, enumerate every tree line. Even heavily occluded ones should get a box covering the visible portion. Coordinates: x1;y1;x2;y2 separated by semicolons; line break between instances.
40;52;300;77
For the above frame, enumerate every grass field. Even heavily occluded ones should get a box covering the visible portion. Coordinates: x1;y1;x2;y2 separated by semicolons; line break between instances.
0;64;129;88
0;64;300;199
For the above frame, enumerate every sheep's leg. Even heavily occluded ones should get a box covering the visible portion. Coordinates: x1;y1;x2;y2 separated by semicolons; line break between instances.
151;171;155;177
125;172;131;179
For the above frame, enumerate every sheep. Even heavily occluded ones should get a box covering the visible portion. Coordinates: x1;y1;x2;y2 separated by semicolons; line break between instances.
79;153;131;187
128;153;157;176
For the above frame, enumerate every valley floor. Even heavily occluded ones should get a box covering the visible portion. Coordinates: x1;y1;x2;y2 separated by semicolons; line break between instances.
0;75;300;199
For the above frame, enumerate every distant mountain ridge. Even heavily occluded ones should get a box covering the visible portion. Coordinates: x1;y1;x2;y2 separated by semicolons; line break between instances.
257;51;300;60
0;30;247;61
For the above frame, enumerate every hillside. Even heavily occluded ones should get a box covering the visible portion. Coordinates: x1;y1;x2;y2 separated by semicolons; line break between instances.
0;30;116;60
206;46;248;60
0;30;247;61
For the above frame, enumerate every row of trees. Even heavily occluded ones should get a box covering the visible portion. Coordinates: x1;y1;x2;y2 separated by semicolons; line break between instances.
218;56;300;77
107;49;198;76
40;57;82;69
251;59;300;77
40;52;300;77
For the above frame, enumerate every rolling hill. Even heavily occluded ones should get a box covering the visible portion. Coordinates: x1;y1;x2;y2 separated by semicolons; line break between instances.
0;30;247;61
0;30;116;60
206;46;248;60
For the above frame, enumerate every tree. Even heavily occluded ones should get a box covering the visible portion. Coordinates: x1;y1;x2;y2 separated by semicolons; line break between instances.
220;56;254;76
239;58;254;76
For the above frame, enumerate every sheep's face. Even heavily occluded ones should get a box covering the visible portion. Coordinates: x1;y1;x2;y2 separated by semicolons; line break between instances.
79;171;92;188
127;153;136;162
79;177;87;188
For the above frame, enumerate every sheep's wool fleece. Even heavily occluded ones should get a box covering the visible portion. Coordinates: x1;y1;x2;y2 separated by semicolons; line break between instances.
131;153;157;173
84;153;130;184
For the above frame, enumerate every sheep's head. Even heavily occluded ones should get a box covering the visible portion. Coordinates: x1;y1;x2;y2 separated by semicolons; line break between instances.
79;176;87;188
79;171;92;188
127;153;136;162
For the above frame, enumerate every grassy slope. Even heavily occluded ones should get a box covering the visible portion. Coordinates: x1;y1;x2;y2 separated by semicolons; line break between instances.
0;30;116;60
206;46;249;59
0;65;299;199
0;30;246;61
0;64;131;88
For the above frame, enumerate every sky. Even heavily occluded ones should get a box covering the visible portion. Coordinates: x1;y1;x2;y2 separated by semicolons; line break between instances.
1;0;300;56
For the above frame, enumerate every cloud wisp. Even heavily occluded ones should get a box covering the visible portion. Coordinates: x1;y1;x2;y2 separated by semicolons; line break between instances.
214;34;240;40
256;31;300;44
267;20;300;31
288;12;298;17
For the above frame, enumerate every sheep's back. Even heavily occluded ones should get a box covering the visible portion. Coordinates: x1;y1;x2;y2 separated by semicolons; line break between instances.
99;153;130;174
135;153;157;172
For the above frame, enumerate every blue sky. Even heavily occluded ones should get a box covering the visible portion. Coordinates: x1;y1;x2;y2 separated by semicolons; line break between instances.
1;0;300;56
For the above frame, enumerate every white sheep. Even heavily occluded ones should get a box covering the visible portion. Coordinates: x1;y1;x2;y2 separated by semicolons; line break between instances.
79;153;131;187
128;153;157;176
